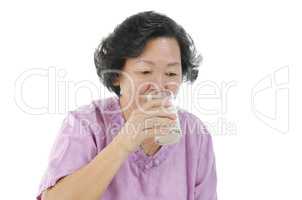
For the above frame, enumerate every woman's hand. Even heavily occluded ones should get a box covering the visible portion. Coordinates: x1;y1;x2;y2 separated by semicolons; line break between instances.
115;96;177;153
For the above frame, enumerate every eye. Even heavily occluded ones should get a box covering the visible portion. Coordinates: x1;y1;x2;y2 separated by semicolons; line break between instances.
141;71;151;75
166;72;177;76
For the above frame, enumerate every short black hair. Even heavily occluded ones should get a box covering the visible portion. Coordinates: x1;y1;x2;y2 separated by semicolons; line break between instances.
94;11;202;97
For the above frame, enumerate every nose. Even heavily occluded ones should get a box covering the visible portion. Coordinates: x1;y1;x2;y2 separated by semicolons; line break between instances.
147;76;170;92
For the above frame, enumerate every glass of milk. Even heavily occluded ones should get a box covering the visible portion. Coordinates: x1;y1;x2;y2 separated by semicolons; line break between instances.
144;90;183;145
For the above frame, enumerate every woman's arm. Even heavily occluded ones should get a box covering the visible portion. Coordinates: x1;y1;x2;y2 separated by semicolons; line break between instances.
42;134;130;200
41;97;175;200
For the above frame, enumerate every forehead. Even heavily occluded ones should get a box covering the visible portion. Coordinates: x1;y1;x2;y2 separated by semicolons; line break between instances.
124;37;181;68
141;37;181;58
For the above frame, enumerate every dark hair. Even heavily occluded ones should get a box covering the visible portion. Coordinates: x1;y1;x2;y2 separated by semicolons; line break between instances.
94;11;202;97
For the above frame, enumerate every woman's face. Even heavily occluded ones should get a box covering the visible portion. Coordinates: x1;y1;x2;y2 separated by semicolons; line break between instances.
115;37;182;113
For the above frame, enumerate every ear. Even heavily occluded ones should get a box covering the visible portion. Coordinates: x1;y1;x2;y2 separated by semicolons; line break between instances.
112;74;120;86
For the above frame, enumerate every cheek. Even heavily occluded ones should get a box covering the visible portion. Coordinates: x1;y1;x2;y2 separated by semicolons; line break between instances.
120;73;138;92
168;84;180;96
120;76;145;101
131;82;153;106
121;81;149;110
167;77;182;89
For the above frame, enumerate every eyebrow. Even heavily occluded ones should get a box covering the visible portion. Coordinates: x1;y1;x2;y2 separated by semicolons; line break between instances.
136;59;180;67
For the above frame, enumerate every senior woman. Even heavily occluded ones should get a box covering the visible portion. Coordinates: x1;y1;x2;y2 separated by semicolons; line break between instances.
36;11;217;200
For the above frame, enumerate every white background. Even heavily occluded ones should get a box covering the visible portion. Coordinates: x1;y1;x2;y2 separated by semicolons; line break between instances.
0;0;301;199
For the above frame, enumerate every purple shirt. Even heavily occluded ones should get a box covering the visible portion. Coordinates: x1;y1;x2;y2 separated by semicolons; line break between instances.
36;96;217;200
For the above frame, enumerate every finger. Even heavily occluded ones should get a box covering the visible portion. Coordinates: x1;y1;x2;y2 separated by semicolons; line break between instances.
146;104;176;113
142;126;171;139
138;96;171;110
142;108;177;120
142;117;177;129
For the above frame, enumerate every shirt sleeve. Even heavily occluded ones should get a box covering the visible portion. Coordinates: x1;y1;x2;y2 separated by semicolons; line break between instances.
36;111;98;200
194;129;218;200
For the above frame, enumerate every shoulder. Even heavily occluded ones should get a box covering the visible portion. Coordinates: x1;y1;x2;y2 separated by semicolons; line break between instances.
178;108;213;155
67;96;115;127
71;96;113;117
60;96;118;151
59;96;117;140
